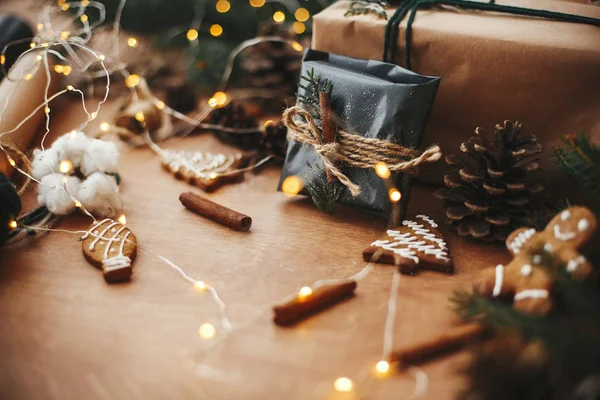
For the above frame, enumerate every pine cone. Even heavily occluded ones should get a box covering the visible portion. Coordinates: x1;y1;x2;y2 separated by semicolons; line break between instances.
238;23;304;97
435;120;544;241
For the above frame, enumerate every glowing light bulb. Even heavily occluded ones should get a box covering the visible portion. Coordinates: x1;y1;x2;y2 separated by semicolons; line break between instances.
375;360;390;374
9;220;17;229
375;162;391;179
97;54;105;61
281;176;303;197
118;214;127;225
61;4;69;11
7;157;16;167
60;31;71;39
80;14;88;23
208;98;218;108
389;188;402;203
82;0;89;6
155;100;165;110
57;0;66;5
69;130;77;137
44;107;51;115
125;74;140;88
273;11;286;23
298;286;313;299
59;160;73;174
291;41;303;52
100;122;110;132
264;120;274;127
37;23;44;31
292;22;306;35
194;281;206;291
62;65;72;76
24;73;33;81
208;172;219;179
212;91;227;106
294;8;310;21
249;0;265;7
198;323;216;339
0;55;5;65
186;29;199;41
29;42;36;49
35;55;42;61
334;377;353;392
66;85;74;91
89;111;98;120
74;200;82;208
209;24;223;37
127;37;138;48
216;0;230;13
134;111;145;122
54;65;64;74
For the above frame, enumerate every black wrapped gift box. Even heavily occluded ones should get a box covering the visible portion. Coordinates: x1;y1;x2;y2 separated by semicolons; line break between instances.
278;50;440;221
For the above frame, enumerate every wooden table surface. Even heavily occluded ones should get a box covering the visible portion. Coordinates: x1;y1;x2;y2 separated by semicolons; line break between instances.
0;96;511;400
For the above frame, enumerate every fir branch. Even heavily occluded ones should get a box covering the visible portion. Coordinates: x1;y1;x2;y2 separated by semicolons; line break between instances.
344;0;388;19
553;133;600;205
297;68;332;121
303;164;344;214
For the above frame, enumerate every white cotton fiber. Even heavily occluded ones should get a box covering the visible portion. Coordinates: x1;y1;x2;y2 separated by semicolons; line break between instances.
80;139;119;176
77;172;122;218
31;148;59;180
38;173;81;215
52;131;90;166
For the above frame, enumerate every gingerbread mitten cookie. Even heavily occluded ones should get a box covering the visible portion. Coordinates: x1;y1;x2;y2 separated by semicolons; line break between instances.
363;215;453;275
81;219;137;283
474;206;597;315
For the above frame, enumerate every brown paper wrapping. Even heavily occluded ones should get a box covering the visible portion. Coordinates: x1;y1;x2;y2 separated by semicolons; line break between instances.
0;51;60;176
312;0;600;188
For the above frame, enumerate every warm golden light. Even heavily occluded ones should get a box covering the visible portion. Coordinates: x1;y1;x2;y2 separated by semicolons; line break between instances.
66;85;74;91
98;54;106;61
216;0;231;13
249;0;266;7
80;14;88;23
44;106;50;114
37;23;44;31
389;188;402;203
57;0;66;5
54;65;64;74
375;162;391;179
199;323;216;339
125;74;141;88
292;22;306;35
264;120;274;127
334;377;353;392
281;176;303;197
155;100;165;110
100;122;110;132
82;0;90;6
8;157;16;167
62;65;72;76
186;29;199;41
298;286;313;299
291;41;303;52
0;55;5;65
24;73;33;81
89;111;98;120
35;55;43;61
208;98;218;108
29;42;36;49
60;31;71;40
69;130;77;137
59;160;73;174
9;220;17;229
61;4;69;11
294;8;310;21
134;111;145;122
194;281;206;291
208;172;219;179
273;11;286;23
118;215;127;225
127;37;138;48
210;24;223;37
74;200;82;208
212;91;227;106
375;360;390;374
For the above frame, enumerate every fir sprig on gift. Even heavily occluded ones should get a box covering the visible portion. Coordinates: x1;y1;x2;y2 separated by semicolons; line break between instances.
303;164;344;214
553;133;600;206
344;0;389;19
298;68;332;124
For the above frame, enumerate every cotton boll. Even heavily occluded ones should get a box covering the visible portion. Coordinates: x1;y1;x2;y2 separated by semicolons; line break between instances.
52;131;90;166
80;139;119;177
31;148;59;180
77;172;122;218
38;173;81;215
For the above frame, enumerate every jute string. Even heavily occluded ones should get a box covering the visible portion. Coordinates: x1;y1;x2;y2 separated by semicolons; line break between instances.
282;105;441;196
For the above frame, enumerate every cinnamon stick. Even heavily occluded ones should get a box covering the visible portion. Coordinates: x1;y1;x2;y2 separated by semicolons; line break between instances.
273;280;357;326
179;192;252;232
319;91;337;183
389;321;486;366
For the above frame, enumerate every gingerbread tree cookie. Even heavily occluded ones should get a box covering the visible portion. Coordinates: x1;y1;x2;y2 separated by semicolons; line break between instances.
363;215;453;275
80;219;137;283
474;206;597;315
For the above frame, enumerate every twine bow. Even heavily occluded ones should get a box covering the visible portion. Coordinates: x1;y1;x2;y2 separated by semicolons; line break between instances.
282;105;441;196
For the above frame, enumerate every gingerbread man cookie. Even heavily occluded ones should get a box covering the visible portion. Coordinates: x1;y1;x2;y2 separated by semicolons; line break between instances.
474;206;597;315
80;219;137;283
363;215;453;275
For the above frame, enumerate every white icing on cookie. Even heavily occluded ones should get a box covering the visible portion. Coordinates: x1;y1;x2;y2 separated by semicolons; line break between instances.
567;255;586;273
80;219;111;240
514;289;549;301
544;243;553;253
532;254;542;265
561;210;571;221
103;255;131;272
578;219;590;232
89;221;119;251
509;228;536;254
415;215;438;228
493;265;504;297
521;264;532;276
554;225;575;241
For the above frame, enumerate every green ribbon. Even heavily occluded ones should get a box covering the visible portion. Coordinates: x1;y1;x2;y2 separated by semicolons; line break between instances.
384;0;600;70
0;171;21;246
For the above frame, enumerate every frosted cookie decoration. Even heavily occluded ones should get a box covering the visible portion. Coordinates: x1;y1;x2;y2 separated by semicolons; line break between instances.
80;219;137;283
363;215;453;275
474;206;597;315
